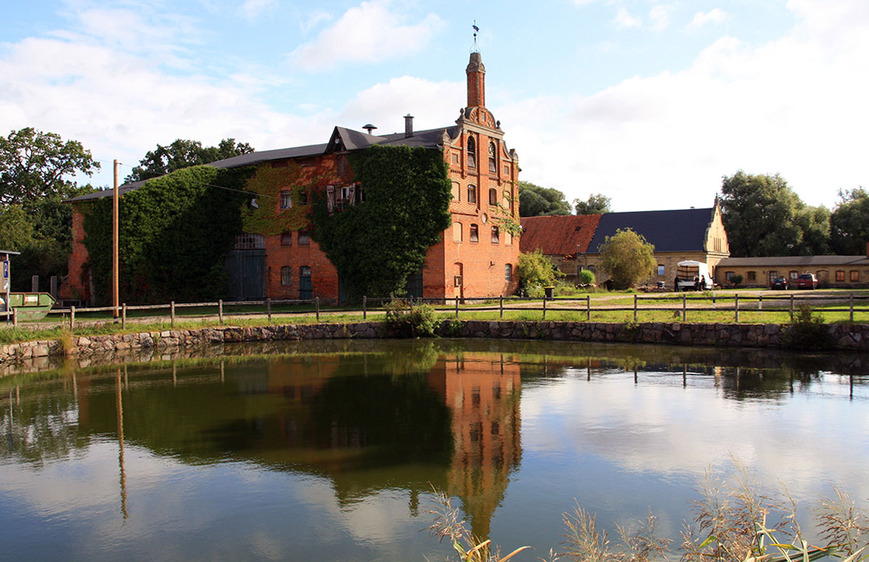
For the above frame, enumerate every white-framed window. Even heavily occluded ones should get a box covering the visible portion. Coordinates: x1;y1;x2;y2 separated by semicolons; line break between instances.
657;265;665;276
505;264;512;282
281;266;292;286
280;190;292;209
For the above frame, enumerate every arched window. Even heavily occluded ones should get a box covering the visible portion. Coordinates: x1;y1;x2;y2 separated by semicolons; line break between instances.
469;224;479;243
467;184;477;204
452;181;460;201
467;136;476;168
299;266;312;299
280;266;292;286
505;264;513;282
491;226;500;243
489;141;497;173
280;190;292;209
489;188;498;206
453;222;463;243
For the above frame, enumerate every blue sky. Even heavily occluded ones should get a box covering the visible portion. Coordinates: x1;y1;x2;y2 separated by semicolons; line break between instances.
1;0;867;212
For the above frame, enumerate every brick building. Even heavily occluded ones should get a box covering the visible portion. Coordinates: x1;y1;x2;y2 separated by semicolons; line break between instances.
64;50;520;304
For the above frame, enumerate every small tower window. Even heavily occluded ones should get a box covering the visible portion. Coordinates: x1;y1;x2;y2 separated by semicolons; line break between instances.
489;141;497;173
467;136;476;168
467;184;477;204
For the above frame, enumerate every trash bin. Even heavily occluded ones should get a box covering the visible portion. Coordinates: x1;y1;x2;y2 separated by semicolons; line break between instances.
544;286;554;299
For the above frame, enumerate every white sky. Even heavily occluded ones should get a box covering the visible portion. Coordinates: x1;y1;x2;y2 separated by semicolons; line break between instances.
2;0;867;212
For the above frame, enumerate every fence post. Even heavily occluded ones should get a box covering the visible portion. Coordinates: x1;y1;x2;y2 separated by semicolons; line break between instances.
218;300;223;324
363;296;367;320
850;293;854;323
790;294;794;322
70;305;76;330
316;297;320;322
170;300;175;328
586;295;591;321
712;291;716;310
122;303;127;329
758;294;763;311
266;298;272;323
633;294;638;322
734;294;739;323
12;307;18;327
682;294;687;322
543;296;547;320
500;295;504;319
455;296;459;319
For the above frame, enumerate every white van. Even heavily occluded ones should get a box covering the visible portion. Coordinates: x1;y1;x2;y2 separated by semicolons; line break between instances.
675;260;711;291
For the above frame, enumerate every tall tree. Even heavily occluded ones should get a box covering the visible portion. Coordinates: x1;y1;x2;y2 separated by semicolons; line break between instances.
574;193;612;215
127;138;254;182
830;187;869;255
0;127;100;207
597;228;656;290
719;171;829;257
518;181;571;217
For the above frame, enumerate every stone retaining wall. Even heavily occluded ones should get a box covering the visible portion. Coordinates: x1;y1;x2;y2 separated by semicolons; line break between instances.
1;320;867;374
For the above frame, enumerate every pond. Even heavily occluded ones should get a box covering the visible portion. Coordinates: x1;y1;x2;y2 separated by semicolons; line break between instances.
1;339;867;561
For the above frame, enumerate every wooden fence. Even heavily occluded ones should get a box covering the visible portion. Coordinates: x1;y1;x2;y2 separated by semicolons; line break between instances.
2;292;868;330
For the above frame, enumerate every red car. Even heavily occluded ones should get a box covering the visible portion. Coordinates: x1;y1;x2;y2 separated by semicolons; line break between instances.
796;273;818;289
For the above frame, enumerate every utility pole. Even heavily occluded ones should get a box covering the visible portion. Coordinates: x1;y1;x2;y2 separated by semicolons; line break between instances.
113;160;119;318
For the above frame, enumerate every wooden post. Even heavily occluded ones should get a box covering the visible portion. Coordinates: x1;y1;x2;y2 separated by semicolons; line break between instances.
542;296;547;320
500;295;503;319
363;296;367;320
12;307;17;327
170;301;175;328
735;294;739;323
682;294;687;322
218;299;223;324
790;294;794;322
712;291;715;309
633;294;638;322
112;160;119;319
122;303;127;329
758;294;763;311
850;293;854;323
316;297;320;322
266;298;272;323
70;305;76;330
455;296;459;318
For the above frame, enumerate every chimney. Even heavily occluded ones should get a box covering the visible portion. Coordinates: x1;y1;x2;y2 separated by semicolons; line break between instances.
466;51;486;108
404;114;414;138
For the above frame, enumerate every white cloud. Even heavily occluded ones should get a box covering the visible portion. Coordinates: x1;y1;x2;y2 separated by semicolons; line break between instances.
614;7;642;29
300;10;333;33
287;0;445;71
687;9;727;30
239;0;277;20
648;5;672;31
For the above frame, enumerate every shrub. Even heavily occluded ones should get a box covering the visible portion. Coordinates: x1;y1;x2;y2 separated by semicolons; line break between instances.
783;304;832;350
730;273;743;287
578;269;596;286
517;249;562;291
383;298;438;338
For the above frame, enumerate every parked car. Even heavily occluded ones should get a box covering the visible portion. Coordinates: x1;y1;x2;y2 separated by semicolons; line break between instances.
796;273;818;289
770;276;789;290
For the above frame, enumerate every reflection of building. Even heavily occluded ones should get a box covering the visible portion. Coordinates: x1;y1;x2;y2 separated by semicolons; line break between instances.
428;354;522;539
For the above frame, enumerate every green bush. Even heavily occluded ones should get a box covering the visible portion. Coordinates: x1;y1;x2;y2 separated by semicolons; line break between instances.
783;304;832;350
383;298;438;338
518;249;562;291
578;269;596;286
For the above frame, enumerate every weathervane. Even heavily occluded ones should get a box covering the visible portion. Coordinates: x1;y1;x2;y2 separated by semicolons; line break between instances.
472;21;480;51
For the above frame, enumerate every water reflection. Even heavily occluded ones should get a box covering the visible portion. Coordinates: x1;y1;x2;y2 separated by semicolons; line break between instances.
0;340;866;560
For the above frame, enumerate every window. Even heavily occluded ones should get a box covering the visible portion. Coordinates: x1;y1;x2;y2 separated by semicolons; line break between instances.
299;266;312;299
725;271;735;281
453;222;463;243
281;231;292;246
298;190;308;205
298;230;310;245
452;181;460;201
281;266;292;286
747;271;756;281
505;231;512;245
657;265;665;276
789;270;799;280
491;226;499;244
489;141;497;173
470;224;479;242
850;270;860;282
836;270;846;282
505;264;512;282
489;188;498;206
280;190;292;209
467;184;477;204
467;136;476;168
234;233;265;250
452;153;459;164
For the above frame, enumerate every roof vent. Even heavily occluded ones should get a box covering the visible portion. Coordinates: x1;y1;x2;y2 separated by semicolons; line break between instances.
404;114;414;138
362;124;377;135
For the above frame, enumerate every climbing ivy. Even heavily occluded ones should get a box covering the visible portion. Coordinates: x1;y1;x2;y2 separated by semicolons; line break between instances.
240;161;331;235
82;165;253;304
311;145;452;302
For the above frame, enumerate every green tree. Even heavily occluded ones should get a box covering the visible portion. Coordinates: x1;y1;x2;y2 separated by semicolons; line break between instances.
830;187;869;255
719;171;829;257
311;145;452;302
574;193;611;215
518;181;571;217
127;138;254;182
597;228;656;290
517;249;560;290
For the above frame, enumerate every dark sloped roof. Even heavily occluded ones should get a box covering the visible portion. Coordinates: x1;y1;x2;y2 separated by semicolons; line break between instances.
66;124;458;203
587;208;715;253
520;214;602;255
718;255;869;267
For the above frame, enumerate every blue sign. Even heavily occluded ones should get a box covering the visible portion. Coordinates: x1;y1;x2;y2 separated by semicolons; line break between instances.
2;260;7;279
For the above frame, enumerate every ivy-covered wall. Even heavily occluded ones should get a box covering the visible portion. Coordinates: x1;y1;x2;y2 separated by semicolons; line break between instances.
82;165;252;304
311;145;452;302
